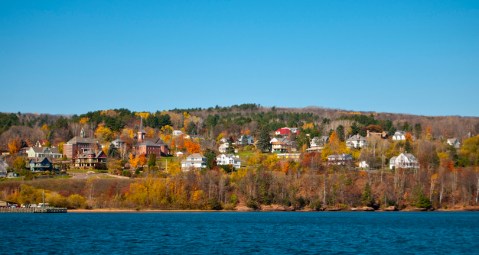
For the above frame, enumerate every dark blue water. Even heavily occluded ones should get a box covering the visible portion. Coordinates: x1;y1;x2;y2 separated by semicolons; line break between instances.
1;212;478;254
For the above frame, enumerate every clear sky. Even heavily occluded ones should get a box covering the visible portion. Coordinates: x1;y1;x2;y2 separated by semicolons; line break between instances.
1;1;478;116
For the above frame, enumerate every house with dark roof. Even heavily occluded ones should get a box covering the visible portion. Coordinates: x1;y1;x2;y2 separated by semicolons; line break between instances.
29;157;54;172
63;128;101;159
74;150;107;168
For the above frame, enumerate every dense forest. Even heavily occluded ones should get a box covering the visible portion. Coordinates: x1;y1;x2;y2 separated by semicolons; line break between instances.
1;104;479;211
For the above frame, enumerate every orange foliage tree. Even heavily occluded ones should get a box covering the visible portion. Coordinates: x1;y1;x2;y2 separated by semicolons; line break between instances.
185;139;201;154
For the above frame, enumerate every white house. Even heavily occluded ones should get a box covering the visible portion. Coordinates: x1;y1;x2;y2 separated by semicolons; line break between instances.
346;134;367;149
26;146;62;159
447;138;461;149
389;153;419;170
327;154;353;166
392;131;406;141
181;153;207;170
175;151;184;157
216;154;241;169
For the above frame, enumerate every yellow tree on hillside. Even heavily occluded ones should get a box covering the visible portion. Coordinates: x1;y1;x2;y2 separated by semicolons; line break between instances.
135;112;150;120
8;138;21;154
95;124;114;142
321;131;348;161
79;117;89;125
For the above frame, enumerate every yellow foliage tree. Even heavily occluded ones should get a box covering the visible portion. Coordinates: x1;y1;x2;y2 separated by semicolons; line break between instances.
95;124;114;142
79;117;89;125
41;124;50;139
122;128;135;139
135;112;150;119
145;127;156;138
126;182;149;207
129;153;139;168
57;142;65;154
67;194;87;209
191;190;205;205
8;138;21;154
160;125;173;134
302;122;314;130
322;131;348;161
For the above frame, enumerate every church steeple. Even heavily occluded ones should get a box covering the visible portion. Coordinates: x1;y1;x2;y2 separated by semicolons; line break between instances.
80;128;86;138
138;117;145;143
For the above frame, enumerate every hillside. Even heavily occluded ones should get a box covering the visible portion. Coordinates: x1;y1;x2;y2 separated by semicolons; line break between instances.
1;104;479;211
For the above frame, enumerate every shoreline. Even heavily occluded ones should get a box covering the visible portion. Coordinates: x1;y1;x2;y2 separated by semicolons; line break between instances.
68;206;479;213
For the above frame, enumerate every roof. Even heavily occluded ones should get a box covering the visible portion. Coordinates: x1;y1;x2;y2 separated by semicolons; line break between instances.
391;153;417;162
77;150;106;159
275;127;299;135
347;134;366;142
271;137;292;145
29;157;52;164
67;136;99;145
447;138;459;144
137;138;166;147
327;154;353;160
30;146;60;154
187;153;205;159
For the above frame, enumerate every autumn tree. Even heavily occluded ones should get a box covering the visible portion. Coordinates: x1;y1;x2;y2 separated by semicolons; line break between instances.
7;138;21;154
184;139;201;154
322;131;347;160
95;124;114;142
459;135;479;166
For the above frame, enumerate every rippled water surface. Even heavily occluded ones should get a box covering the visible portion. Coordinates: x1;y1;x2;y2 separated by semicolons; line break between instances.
1;212;478;254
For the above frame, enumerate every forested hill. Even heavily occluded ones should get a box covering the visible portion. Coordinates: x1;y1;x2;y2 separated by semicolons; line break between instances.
0;104;478;149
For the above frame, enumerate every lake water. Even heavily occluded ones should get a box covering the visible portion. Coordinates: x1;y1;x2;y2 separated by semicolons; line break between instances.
1;212;478;254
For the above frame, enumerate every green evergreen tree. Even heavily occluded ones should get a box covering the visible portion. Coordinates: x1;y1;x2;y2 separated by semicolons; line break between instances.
361;182;375;207
336;125;345;142
147;154;156;169
257;125;272;153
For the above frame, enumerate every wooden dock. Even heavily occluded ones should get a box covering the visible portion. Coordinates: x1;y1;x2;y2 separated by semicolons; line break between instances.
0;207;67;213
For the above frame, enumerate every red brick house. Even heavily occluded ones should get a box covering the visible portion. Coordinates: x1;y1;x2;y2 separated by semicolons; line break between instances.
63;128;101;159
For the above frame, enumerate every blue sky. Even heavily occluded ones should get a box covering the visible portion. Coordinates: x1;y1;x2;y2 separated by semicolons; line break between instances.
1;1;478;116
